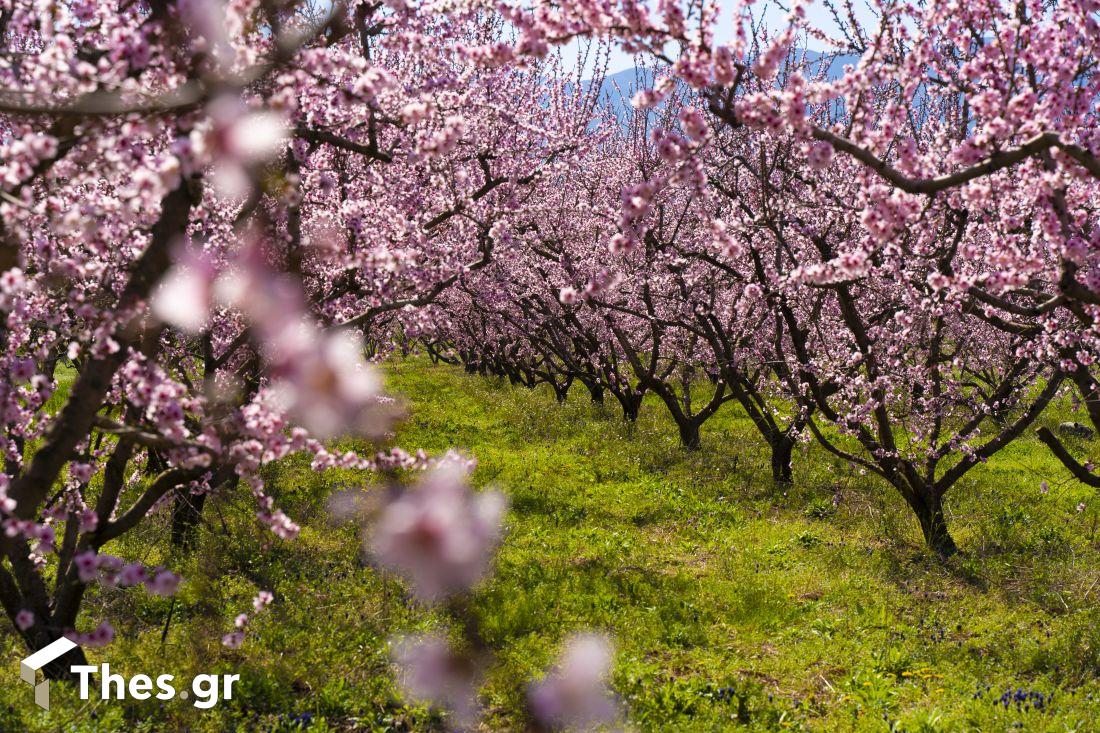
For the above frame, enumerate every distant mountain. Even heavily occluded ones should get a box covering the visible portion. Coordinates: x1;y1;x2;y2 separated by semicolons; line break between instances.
584;67;656;121
582;51;859;123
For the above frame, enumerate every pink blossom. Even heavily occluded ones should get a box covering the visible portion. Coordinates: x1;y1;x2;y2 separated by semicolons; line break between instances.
528;634;618;731
805;140;834;171
372;460;505;602
151;249;217;333
559;287;580;305
15;609;34;631
69;462;95;484
267;330;386;440
608;234;634;255
202;95;288;166
222;631;245;649
713;45;738;85
653;131;686;163
253;590;274;611
631;88;666;110
74;551;100;583
678;107;708;142
80;621;116;648
78;508;98;533
118;563;148;587
10;358;35;383
145;570;181;597
392;634;479;726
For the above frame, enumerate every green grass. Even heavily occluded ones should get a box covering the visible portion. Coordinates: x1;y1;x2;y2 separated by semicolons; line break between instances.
2;358;1100;731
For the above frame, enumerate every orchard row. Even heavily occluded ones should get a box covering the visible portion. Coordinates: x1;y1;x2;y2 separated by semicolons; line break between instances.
0;1;1096;727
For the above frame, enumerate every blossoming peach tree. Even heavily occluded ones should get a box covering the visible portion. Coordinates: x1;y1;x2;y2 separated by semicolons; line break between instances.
0;0;625;721
5;0;1100;726
437;0;1099;557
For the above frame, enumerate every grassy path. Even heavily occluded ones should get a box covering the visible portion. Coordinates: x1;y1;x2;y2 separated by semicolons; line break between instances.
1;359;1098;731
385;360;1100;732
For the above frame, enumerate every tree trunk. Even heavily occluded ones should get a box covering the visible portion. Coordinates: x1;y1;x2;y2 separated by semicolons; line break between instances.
770;434;794;484
551;380;569;403
908;488;958;556
584;382;604;405
171;489;207;550
677;421;701;450
616;393;642;422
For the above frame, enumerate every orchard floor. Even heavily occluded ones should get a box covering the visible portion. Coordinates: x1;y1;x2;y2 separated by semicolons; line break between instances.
3;358;1100;732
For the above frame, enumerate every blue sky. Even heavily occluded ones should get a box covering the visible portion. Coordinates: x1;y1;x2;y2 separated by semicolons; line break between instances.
560;0;878;76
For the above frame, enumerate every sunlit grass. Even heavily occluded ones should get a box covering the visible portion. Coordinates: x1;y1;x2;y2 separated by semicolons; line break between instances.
1;357;1098;731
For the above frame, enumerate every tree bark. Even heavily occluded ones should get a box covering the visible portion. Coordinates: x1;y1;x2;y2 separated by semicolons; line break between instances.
584;381;604;405
615;392;642;422
1036;426;1100;487
677;421;701;450
171;489;207;550
551;379;570;403
770;433;794;484
907;488;958;556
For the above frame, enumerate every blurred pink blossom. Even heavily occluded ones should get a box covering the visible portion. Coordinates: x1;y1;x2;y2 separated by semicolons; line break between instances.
392;634;479;726
145;570;181;597
222;631;245;649
528;634;618;731
253;590;274;611
14;609;33;631
373;460;505;602
151;248;217;333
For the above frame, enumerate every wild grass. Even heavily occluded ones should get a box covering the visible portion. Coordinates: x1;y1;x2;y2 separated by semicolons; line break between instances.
1;357;1098;731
